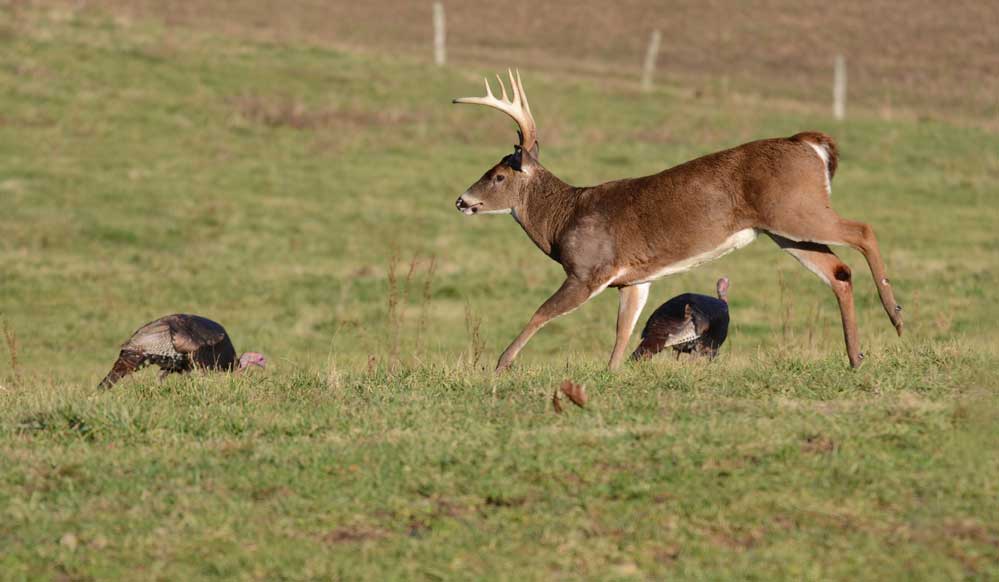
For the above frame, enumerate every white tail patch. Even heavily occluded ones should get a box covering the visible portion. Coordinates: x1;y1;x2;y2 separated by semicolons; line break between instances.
806;141;832;196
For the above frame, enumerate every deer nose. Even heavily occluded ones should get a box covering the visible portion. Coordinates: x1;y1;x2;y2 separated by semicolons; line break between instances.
455;193;483;215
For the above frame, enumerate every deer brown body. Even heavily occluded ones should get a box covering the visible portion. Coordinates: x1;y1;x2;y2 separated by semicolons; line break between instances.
454;71;903;372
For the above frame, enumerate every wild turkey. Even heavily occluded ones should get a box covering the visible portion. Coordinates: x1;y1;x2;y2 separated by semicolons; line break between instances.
99;314;266;388
632;277;730;361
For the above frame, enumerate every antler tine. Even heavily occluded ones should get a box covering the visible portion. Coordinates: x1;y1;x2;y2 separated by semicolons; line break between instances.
483;77;494;99
495;74;509;102
515;69;531;116
505;69;517;107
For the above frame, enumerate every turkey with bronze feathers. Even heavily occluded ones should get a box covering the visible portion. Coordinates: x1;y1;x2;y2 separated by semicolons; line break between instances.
632;278;730;361
99;314;266;388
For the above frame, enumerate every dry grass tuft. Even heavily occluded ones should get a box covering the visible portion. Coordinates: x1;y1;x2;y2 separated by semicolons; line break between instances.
463;302;485;370
2;318;19;386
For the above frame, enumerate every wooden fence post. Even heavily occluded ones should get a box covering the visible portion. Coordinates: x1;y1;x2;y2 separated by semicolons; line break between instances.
433;2;446;66
641;29;662;92
833;54;847;120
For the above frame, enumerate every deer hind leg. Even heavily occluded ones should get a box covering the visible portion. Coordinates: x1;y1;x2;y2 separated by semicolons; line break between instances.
830;219;903;336
766;214;903;336
496;275;613;373
769;234;864;368
609;283;650;370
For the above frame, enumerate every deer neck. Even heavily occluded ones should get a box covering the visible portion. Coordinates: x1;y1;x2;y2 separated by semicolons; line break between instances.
511;167;577;259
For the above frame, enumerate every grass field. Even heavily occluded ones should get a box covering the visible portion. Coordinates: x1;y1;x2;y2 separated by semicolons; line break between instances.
2;4;998;580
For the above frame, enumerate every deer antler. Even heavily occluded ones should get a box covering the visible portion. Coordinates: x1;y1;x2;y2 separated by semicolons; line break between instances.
453;69;537;155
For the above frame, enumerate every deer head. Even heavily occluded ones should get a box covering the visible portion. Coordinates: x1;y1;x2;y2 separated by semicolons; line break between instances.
454;70;540;216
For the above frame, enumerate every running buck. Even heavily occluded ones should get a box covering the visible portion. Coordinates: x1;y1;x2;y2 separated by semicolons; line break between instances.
453;70;903;372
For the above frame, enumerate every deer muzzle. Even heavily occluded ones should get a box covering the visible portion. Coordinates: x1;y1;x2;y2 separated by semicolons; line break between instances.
455;194;483;215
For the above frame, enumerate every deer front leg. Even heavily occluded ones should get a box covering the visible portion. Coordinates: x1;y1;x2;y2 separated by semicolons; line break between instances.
608;283;650;370
496;276;611;373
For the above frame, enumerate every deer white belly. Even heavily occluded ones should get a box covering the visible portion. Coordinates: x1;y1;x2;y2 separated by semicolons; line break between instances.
624;228;758;285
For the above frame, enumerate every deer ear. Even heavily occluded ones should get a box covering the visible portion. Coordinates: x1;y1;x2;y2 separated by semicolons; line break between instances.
517;130;541;160
527;141;540;160
507;145;524;171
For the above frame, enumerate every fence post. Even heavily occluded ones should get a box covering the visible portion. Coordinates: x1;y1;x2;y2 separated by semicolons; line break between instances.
641;29;661;92
433;2;446;66
833;54;847;120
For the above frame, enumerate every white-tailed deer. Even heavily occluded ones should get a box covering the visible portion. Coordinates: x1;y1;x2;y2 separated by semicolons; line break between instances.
453;70;903;372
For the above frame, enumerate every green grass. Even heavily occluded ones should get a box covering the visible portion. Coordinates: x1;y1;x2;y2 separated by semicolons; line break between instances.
1;6;998;580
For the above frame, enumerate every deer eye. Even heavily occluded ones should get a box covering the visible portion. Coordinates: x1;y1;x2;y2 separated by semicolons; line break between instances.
495;174;505;183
